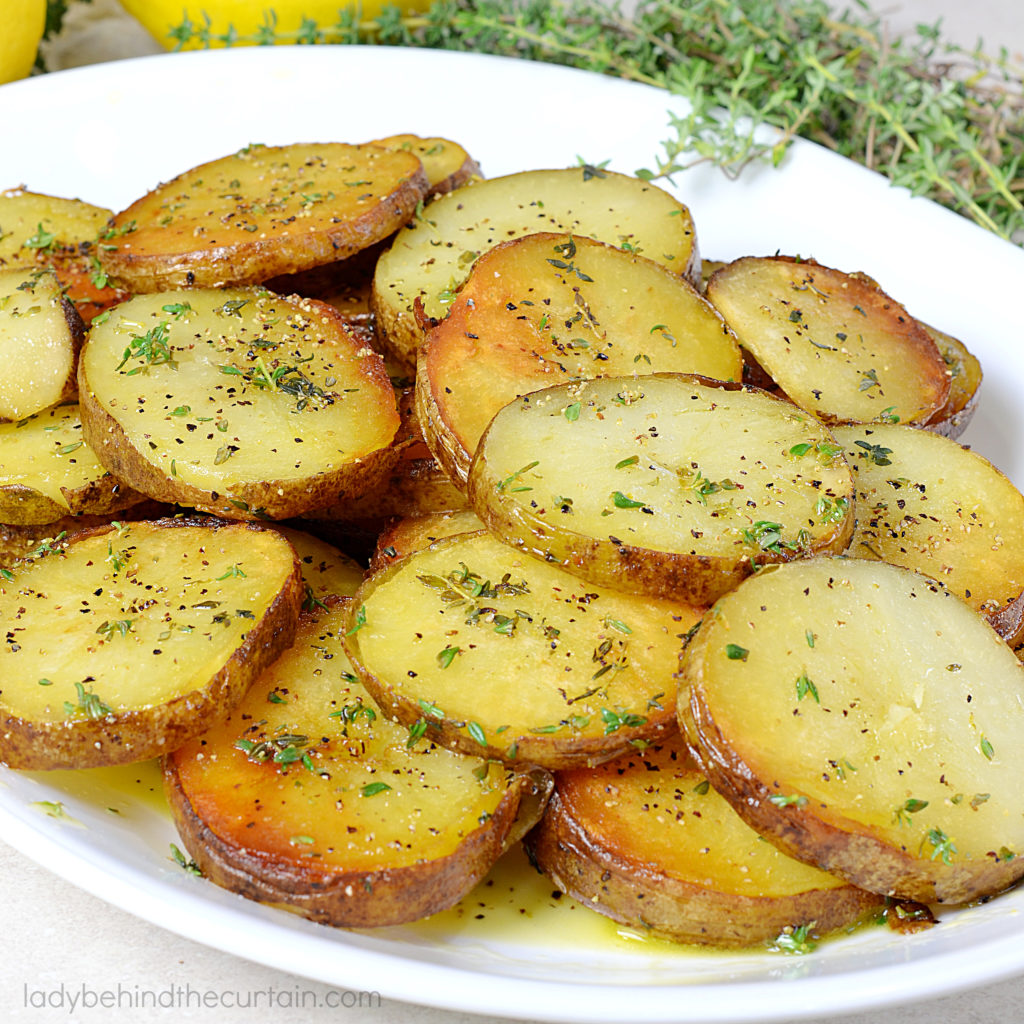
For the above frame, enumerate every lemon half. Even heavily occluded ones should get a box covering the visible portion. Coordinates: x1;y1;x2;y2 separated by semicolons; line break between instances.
0;0;46;85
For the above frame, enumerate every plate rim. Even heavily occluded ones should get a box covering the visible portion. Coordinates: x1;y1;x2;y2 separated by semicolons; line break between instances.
2;42;1024;1024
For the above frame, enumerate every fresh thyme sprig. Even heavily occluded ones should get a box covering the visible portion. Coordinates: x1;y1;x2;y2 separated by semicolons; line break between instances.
166;0;1024;243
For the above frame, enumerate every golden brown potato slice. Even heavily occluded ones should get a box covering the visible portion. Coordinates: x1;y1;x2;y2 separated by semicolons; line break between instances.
0;404;142;526
98;142;429;292
526;737;883;947
0;268;84;420
0;189;128;323
370;134;481;197
418;233;742;486
78;288;401;521
343;530;700;770
369;509;485;573
706;257;949;426
467;375;855;605
0;188;110;269
0;518;302;770
834;423;1024;636
372;168;701;367
679;557;1024;905
165;599;542;928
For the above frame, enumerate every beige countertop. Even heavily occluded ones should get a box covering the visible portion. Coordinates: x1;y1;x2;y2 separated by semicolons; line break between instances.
2;2;1023;1023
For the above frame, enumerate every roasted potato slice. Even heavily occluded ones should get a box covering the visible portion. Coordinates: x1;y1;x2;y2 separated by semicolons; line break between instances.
706;257;949;425
0;517;302;770
98;142;429;292
343;530;699;770
165;600;544;928
0;188;110;269
369;509;486;573
467;375;855;605
418;233;741;486
679;557;1024;905
0;403;142;526
526;736;883;947
835;423;1024;634
0;189;128;323
372;168;700;367
0;268;84;420
370;134;481;197
78;288;401;521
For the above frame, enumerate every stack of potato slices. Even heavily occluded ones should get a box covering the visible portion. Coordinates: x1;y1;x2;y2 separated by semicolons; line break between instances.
5;134;1024;951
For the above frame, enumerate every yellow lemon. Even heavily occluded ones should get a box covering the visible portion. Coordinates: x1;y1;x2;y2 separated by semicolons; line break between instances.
0;0;46;85
118;0;434;50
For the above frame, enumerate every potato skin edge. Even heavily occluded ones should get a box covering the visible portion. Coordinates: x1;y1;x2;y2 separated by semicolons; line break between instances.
162;755;525;928
525;789;883;947
77;297;403;521
679;646;1024;905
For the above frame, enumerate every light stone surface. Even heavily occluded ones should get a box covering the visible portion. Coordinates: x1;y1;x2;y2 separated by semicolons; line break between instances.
3;1;1023;1022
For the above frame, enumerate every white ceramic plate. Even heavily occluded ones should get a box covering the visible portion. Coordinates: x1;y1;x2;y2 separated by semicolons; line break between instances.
2;45;1024;1024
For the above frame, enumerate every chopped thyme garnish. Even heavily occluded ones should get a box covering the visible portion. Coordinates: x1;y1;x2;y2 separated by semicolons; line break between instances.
893;798;929;826
117;322;174;375
437;645;460;669
170;843;203;876
496;461;540;493
768;793;808;808
63;680;113;720
600;707;647;734
795;673;819;703
853;439;894;465
924;827;957;864
345;604;367;635
773;923;817;955
611;490;646;509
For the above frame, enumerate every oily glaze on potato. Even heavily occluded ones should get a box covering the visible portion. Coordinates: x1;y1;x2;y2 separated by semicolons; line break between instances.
706;257;949;426
679;557;1024;905
98;142;429;292
343;530;699;770
418;233;741;485
371;168;701;368
0;404;142;525
0;518;302;770
525;737;883;947
78;288;401;521
834;423;1024;637
467;375;855;605
165;600;544;928
0;268;84;420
